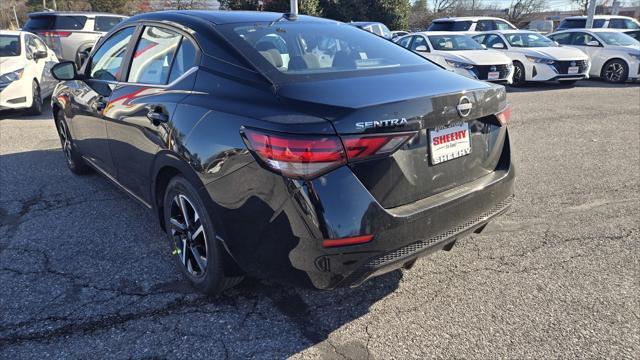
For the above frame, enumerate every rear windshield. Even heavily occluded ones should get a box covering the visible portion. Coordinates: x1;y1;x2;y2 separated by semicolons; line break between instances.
25;15;87;30
94;16;123;32
427;21;472;31
0;35;21;57
219;21;436;84
559;19;605;29
428;34;484;50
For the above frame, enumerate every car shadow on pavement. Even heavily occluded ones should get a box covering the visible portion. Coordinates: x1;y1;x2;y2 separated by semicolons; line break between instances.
0;148;401;358
506;79;640;93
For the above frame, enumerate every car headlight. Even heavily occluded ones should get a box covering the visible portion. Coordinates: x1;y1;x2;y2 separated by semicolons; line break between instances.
0;69;24;84
525;56;555;64
445;59;474;70
629;52;640;61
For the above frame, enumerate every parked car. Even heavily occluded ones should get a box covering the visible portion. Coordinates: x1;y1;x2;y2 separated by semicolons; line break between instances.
350;21;392;39
396;32;514;84
624;29;640;42
556;15;640;31
525;19;554;34
50;11;515;294
23;11;127;66
548;29;640;83
0;30;58;115
427;17;517;33
473;30;590;86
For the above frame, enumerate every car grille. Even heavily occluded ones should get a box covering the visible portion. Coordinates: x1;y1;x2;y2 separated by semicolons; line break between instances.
552;60;588;74
471;64;510;80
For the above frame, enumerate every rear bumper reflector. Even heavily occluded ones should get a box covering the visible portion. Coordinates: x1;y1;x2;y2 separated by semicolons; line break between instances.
322;235;374;248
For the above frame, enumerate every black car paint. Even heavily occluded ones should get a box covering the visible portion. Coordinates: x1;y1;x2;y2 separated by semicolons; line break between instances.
52;11;515;290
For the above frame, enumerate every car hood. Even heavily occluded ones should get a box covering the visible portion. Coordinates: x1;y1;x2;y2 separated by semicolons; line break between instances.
276;67;493;110
519;46;588;60
0;57;26;74
436;50;511;65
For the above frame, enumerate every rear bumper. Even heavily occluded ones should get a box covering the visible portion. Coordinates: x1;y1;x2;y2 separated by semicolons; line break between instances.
208;130;515;290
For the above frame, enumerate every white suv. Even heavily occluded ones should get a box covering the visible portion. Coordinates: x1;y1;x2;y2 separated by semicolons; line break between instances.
557;15;640;31
427;17;517;33
0;30;59;115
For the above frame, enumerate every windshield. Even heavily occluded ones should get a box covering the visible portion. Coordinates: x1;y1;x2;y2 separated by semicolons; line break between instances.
0;35;21;57
428;35;484;51
427;21;472;31
219;21;436;83
505;33;557;47
597;31;638;46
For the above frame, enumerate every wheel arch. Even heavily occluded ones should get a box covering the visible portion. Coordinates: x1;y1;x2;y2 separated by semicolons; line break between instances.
600;57;629;77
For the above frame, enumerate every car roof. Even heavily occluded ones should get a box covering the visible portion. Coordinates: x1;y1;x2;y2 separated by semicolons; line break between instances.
563;15;635;20
486;29;539;35
432;16;510;22
165;10;333;25
350;21;382;27
415;31;475;36
0;30;24;36
28;11;126;17
553;28;628;33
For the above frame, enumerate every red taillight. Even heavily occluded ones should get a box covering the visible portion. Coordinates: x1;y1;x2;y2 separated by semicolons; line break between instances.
342;133;414;161
243;128;415;180
39;31;71;37
496;104;512;126
322;235;373;248
243;128;346;179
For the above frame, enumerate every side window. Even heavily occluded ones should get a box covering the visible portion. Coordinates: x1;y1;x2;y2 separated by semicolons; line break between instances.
94;16;123;32
168;39;197;83
90;27;135;81
371;25;383;36
476;20;494;31
549;32;572;44
128;26;182;85
485;34;505;48
398;36;412;48
472;35;486;44
572;32;597;46
31;36;47;52
410;36;428;51
624;19;639;29
379;24;391;38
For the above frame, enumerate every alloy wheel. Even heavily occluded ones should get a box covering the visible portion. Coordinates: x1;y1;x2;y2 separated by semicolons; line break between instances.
57;120;73;163
604;62;624;82
513;66;523;83
169;194;208;277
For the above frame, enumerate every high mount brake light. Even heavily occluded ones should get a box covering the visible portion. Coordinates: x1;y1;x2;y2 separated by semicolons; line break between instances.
496;105;512;126
243;128;415;180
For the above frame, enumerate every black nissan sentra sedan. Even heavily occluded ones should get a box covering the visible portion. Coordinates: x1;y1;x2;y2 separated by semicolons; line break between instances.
49;11;515;293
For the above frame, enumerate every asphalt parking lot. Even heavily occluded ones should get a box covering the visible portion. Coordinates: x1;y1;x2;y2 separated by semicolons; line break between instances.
0;80;639;359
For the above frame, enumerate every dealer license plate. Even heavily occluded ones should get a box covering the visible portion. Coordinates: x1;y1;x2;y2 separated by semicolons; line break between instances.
429;122;471;165
487;71;500;80
568;66;579;74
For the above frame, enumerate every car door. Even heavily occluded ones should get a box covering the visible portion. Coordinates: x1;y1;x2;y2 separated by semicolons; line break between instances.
68;26;136;176
568;32;605;76
104;24;198;203
26;34;57;95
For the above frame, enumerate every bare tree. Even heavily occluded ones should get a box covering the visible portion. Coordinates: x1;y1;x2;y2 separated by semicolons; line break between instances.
431;0;456;13
507;0;547;25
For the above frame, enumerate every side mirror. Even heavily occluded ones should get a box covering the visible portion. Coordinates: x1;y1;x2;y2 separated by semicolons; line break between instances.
51;61;78;81
481;44;487;49
414;45;428;52
554;41;560;46
34;50;47;60
491;42;505;49
586;40;600;47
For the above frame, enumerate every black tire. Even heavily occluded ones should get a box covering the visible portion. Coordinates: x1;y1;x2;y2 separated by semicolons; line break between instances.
163;176;243;294
601;59;628;83
55;109;92;175
511;61;526;87
26;80;43;115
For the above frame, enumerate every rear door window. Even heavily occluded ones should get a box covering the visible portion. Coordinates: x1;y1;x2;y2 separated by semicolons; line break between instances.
410;36;429;51
549;32;572;44
94;16;124;32
128;26;182;84
495;20;515;30
168;39;197;83
25;15;87;30
397;36;412;48
476;20;494;31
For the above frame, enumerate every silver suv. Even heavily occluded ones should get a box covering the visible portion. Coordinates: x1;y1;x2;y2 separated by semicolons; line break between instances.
23;12;127;65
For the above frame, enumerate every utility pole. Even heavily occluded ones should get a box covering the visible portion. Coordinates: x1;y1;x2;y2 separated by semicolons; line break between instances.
290;0;298;15
13;5;20;28
43;0;46;10
585;0;598;28
52;0;57;10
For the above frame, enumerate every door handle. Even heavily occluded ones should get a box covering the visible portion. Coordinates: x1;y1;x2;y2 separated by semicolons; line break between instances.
147;110;169;126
